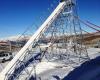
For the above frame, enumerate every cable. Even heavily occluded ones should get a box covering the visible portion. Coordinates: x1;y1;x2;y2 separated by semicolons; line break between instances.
75;16;100;32
86;21;100;29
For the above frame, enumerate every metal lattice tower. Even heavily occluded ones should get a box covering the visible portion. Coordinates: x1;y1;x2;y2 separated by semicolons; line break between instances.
0;0;90;80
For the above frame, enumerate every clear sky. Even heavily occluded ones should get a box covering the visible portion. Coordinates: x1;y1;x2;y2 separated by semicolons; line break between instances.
0;0;100;38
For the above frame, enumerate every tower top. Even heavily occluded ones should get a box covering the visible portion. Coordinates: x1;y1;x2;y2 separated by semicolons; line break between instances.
60;0;68;2
60;0;75;6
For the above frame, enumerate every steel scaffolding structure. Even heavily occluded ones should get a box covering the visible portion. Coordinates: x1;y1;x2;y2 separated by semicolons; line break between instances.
0;0;90;80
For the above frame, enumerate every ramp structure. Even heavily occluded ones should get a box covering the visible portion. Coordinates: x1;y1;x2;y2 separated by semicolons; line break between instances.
0;0;90;80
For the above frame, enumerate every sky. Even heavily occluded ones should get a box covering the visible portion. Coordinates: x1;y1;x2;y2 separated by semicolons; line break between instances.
0;0;100;38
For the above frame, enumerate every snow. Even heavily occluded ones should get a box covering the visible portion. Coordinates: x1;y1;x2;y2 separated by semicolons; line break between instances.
0;48;100;80
29;61;73;80
87;48;100;59
36;62;58;74
31;48;100;79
